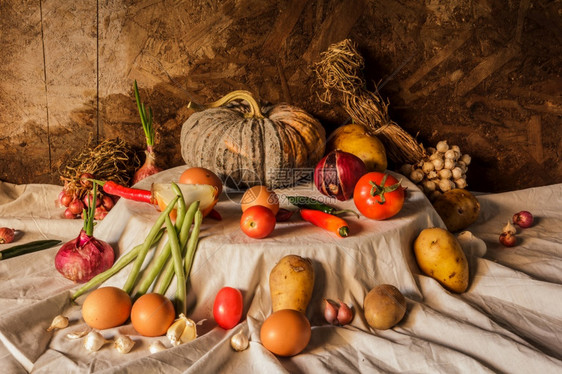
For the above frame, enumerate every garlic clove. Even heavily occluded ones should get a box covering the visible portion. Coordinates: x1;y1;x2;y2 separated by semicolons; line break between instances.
167;313;198;346
114;335;135;354
335;300;354;325
84;331;110;352
46;314;69;332
502;220;517;235
230;330;249;352
323;299;338;324
149;340;167;354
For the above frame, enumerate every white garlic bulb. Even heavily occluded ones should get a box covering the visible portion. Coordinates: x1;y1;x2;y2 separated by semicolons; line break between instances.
436;140;449;153
438;179;455;192
400;164;413;175
454;178;468;189
444;158;455;170
429;152;442;161
427;170;438;180
422;161;435;173
114;335;135;354
460;154;471;165
230;330;250;352
452;167;463;180
410;169;424;183
84;331;110;352
451;145;461;153
438;169;452;180
444;149;457;160
422;180;436;193
431;158;444;171
426;147;436;154
457;160;468;173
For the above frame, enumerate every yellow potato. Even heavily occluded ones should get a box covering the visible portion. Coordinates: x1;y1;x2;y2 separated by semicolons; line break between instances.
363;284;407;330
326;124;387;172
413;227;469;293
269;255;314;313
433;189;480;232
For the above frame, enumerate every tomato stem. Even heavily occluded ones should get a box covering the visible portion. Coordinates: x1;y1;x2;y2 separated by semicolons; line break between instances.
369;174;401;205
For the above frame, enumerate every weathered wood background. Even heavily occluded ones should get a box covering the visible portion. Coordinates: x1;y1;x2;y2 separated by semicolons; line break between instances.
0;0;560;192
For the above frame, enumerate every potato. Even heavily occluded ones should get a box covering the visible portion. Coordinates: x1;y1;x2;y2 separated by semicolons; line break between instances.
432;189;480;232
413;227;469;293
269;255;314;313
363;284;407;330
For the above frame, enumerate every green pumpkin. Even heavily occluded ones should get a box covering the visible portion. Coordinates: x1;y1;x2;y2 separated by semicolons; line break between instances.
180;91;325;189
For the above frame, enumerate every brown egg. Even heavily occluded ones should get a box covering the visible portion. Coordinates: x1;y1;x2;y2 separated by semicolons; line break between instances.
131;293;176;337
82;287;132;330
260;309;311;356
179;167;223;196
240;185;279;215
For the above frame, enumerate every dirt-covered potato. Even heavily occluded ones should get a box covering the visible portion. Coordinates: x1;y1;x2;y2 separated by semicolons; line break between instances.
269;255;314;313
414;227;469;293
433;189;480;232
363;284;407;330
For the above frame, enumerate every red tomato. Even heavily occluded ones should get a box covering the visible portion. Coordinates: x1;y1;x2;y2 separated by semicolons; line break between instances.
353;172;405;220
213;287;244;329
240;205;276;239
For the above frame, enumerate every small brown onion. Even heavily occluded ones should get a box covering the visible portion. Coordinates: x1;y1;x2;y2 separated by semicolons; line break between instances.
0;228;15;244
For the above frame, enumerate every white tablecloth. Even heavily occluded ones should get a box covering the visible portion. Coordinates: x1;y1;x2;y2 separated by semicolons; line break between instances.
0;167;561;373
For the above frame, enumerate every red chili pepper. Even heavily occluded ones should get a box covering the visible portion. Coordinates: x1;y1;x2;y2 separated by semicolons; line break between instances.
300;209;349;238
102;181;153;204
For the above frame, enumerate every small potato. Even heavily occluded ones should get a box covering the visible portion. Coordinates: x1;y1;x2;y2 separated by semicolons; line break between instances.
269;255;314;313
363;284;407;330
414;227;469;293
433;189;480;232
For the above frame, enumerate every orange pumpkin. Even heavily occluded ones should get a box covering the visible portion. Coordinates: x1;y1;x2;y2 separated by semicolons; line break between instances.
180;91;326;189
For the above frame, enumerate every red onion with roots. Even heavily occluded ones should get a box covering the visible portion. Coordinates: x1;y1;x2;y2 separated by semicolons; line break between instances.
55;183;114;283
314;150;367;201
132;81;163;185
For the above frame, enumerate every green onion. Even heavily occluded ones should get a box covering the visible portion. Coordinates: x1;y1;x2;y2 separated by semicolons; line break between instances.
134;80;155;147
0;239;61;261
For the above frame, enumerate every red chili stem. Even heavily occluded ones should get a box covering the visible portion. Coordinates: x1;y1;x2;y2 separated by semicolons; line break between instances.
300;209;349;238
100;180;153;204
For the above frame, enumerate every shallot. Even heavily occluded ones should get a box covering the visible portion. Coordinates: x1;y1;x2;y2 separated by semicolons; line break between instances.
499;232;517;247
0;227;15;244
55;183;115;283
323;298;354;325
132;81;162;184
513;211;533;228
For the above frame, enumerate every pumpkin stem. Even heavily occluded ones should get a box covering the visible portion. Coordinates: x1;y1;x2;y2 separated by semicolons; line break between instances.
190;90;264;119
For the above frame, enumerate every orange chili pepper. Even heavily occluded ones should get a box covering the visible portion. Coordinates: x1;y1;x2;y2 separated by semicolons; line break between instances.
300;209;349;238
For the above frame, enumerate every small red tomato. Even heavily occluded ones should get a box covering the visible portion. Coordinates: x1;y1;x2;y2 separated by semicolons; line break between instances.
240;205;276;239
353;172;405;220
213;287;244;329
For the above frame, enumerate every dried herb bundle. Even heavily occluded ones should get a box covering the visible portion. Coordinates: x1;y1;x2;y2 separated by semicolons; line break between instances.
314;39;425;164
60;138;140;198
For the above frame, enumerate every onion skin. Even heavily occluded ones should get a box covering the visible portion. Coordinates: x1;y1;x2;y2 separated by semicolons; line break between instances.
55;229;115;283
132;148;162;185
314;150;367;201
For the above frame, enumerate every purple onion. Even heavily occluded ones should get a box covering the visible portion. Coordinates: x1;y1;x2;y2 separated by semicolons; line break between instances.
55;229;114;283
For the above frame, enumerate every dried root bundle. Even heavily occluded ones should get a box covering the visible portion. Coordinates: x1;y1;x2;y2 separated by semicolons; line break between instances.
60;138;140;199
314;39;425;164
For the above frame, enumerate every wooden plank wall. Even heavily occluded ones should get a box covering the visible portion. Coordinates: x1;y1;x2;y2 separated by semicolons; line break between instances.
0;0;560;192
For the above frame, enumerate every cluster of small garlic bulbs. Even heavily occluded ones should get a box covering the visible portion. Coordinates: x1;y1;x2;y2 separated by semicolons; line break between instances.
400;140;471;201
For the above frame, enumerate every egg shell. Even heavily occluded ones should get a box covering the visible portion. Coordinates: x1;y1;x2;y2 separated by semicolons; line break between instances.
240;186;280;215
82;287;132;330
260;309;311;356
131;293;176;337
